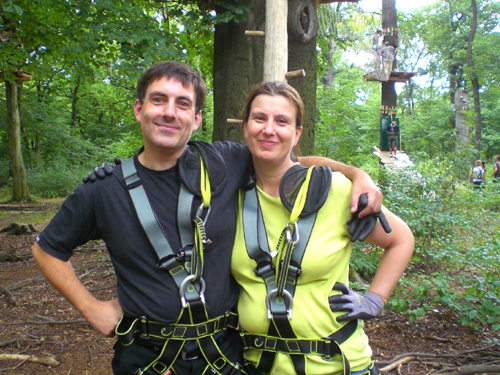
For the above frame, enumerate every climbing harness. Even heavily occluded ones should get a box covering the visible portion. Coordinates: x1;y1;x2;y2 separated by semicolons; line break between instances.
116;142;241;375
240;164;359;375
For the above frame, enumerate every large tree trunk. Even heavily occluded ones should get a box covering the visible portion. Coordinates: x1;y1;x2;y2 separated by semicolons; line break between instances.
213;0;318;154
287;0;318;155
380;0;398;118
467;0;482;157
213;0;265;145
6;81;31;202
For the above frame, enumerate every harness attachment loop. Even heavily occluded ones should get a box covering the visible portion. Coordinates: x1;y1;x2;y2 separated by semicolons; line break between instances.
179;275;206;308
266;289;293;320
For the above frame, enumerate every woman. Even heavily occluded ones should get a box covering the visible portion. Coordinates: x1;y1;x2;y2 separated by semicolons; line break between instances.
231;81;414;375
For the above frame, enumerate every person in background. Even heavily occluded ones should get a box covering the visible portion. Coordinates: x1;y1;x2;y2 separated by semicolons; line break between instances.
232;81;414;375
492;155;500;184
386;119;400;158
471;160;485;190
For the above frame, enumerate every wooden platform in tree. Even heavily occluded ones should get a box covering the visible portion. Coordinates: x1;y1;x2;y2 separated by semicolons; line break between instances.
319;0;358;3
364;71;417;82
0;70;33;82
373;147;413;167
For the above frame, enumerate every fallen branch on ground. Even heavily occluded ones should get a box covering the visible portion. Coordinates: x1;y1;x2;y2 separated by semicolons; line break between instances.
0;354;59;366
0;319;88;327
0;285;16;306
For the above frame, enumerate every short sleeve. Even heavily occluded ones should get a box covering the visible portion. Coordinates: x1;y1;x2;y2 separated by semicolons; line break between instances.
36;186;98;261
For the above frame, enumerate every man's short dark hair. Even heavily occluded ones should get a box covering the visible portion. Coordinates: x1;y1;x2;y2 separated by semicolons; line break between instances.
136;61;207;113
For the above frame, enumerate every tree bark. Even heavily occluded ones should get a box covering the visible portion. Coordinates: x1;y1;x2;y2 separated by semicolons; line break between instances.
455;88;470;149
466;0;482;156
6;81;31;202
380;0;398;118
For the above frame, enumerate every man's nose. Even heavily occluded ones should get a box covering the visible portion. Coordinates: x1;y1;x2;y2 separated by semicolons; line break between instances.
162;102;177;119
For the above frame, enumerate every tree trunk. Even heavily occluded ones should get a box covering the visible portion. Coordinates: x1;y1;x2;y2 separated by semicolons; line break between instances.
380;0;398;118
213;0;265;145
6;81;31;202
213;0;319;155
71;76;80;129
467;0;481;157
455;88;470;149
287;0;319;155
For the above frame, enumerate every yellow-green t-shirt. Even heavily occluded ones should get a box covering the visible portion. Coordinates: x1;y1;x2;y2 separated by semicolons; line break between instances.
231;172;372;375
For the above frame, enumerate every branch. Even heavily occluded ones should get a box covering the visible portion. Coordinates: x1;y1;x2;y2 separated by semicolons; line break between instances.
0;354;60;367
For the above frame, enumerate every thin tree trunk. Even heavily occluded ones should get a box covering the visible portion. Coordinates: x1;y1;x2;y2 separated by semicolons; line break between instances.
71;76;80;129
6;81;31;202
467;0;481;156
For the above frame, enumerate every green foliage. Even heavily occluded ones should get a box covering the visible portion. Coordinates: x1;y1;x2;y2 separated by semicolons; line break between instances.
379;159;500;330
26;162;94;198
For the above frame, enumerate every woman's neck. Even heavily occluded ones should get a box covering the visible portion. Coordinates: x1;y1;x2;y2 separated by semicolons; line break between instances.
253;157;296;197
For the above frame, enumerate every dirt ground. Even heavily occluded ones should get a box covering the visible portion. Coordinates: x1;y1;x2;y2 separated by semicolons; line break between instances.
0;202;499;375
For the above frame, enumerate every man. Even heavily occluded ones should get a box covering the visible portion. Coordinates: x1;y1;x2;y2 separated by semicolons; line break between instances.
386;119;400;158
32;61;383;375
492;155;500;183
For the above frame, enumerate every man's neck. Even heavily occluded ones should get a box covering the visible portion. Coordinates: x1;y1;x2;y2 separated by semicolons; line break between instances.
138;147;184;171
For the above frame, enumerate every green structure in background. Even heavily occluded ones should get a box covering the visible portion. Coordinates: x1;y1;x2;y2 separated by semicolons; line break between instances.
380;116;400;152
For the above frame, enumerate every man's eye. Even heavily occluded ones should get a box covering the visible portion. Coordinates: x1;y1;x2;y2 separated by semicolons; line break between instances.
152;97;164;103
179;101;190;108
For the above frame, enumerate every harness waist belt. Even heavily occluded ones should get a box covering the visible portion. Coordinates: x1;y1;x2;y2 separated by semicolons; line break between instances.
117;311;238;346
239;319;357;357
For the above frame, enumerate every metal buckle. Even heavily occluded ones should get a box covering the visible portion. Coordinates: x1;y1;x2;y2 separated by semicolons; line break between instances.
179;275;206;308
265;289;293;320
196;203;212;225
285;221;299;245
181;350;199;361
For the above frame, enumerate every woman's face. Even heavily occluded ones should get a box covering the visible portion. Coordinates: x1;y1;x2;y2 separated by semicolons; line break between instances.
243;94;302;165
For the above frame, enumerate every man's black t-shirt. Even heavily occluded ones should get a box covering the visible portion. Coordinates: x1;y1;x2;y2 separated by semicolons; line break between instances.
37;141;250;323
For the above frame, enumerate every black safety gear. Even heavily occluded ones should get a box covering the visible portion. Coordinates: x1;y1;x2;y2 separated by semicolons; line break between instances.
346;194;392;242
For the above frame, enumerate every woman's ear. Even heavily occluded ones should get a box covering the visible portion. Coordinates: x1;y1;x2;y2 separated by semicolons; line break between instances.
293;127;303;147
242;121;248;139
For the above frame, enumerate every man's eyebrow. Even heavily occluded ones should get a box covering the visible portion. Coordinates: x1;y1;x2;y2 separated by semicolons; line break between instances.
148;91;193;104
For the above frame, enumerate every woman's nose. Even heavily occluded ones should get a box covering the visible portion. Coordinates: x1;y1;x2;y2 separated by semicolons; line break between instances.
262;120;275;135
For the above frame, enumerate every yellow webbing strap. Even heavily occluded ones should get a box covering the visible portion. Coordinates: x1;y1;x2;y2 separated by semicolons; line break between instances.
200;154;211;208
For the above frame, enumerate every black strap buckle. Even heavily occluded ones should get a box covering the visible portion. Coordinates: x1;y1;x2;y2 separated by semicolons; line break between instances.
157;254;178;270
139;316;149;339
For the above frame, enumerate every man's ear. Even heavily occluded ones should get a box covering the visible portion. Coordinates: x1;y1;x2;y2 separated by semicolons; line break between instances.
133;99;142;123
192;110;202;132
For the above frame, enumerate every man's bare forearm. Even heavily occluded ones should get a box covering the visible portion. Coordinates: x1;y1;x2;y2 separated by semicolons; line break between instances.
298;156;382;216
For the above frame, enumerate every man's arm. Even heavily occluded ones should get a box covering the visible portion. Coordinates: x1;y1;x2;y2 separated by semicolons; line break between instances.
297;156;382;218
32;243;122;337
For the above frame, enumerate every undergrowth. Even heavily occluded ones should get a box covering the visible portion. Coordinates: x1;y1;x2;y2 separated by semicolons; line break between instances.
353;156;500;331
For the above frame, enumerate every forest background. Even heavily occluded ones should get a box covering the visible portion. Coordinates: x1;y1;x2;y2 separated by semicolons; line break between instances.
0;0;499;338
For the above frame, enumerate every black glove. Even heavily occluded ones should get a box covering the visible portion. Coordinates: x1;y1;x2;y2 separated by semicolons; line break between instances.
346;194;392;242
82;157;122;183
329;282;385;322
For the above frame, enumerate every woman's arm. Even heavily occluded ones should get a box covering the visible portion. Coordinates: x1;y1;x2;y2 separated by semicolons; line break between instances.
364;209;415;301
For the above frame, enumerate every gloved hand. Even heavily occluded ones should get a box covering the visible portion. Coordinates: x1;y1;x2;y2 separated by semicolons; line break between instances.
347;194;392;242
82;157;122;183
329;282;385;322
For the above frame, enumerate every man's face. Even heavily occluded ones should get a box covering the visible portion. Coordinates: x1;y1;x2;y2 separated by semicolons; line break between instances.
134;76;201;158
